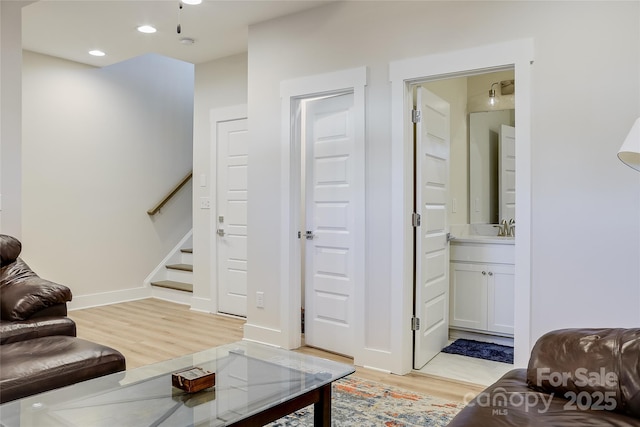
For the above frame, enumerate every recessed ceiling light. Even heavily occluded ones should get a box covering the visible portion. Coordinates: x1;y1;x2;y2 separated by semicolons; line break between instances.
137;25;157;34
179;37;195;45
89;50;106;57
182;0;202;5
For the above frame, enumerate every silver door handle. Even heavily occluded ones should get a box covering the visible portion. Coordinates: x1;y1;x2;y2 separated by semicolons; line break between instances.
217;228;225;237
305;231;315;240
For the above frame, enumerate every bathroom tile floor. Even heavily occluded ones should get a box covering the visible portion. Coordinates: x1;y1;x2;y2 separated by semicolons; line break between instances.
416;351;514;387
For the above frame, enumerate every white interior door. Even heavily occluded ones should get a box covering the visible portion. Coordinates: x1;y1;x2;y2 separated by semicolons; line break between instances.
499;124;516;222
217;118;249;317
304;92;355;357
413;86;451;369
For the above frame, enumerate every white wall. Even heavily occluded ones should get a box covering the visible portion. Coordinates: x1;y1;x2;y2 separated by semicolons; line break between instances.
21;51;194;307
192;53;247;312
246;1;640;372
0;1;26;238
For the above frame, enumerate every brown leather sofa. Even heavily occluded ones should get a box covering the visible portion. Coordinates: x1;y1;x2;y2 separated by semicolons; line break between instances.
0;234;126;403
448;328;640;426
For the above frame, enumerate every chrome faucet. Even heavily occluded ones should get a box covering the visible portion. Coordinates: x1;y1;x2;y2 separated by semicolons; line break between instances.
508;219;516;237
493;219;509;236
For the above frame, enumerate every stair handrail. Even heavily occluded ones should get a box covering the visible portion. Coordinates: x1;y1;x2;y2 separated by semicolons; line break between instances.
147;171;193;216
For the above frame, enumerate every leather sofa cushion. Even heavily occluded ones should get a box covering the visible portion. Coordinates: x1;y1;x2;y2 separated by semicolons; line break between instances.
0;317;76;344
0;235;21;267
448;369;640;427
1;258;72;321
526;328;640;418
0;336;126;403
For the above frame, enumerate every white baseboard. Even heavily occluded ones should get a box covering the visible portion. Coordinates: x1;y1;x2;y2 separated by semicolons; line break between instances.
68;287;152;311
243;323;285;348
68;287;209;313
190;296;213;313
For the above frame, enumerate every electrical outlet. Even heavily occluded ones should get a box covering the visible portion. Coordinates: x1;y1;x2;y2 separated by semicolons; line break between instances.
256;291;264;308
200;197;211;209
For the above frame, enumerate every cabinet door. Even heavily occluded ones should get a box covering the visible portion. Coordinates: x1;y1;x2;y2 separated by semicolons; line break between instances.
449;263;487;331
487;264;515;335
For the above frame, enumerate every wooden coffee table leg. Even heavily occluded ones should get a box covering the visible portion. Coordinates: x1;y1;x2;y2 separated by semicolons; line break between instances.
313;383;331;427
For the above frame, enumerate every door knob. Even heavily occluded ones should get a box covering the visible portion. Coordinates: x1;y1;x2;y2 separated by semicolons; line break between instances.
217;229;225;237
305;231;315;240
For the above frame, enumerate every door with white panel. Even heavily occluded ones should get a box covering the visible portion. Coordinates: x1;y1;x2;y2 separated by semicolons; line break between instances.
303;92;355;357
499;125;516;222
217;118;249;317
413;87;451;369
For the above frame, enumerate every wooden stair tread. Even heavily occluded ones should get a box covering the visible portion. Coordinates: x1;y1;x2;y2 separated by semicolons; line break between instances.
165;263;193;272
150;280;193;293
180;248;193;253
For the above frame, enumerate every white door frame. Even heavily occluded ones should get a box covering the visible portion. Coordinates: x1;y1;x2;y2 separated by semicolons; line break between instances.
279;67;367;361
390;39;534;374
209;104;248;314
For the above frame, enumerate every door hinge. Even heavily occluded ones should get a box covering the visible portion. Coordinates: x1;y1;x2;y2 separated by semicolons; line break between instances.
297;231;301;239
412;212;421;227
411;316;420;331
411;109;422;123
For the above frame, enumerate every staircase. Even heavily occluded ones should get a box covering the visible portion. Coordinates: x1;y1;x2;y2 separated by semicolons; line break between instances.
150;247;193;293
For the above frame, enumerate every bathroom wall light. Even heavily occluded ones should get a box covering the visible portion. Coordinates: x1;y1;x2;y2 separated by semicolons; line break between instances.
618;118;640;171
489;82;499;106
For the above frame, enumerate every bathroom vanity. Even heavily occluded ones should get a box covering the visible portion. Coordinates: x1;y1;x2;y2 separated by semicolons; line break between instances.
449;233;515;338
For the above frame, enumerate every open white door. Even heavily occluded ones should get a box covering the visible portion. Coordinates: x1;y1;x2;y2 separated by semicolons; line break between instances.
499;124;516;222
216;118;249;317
413;87;451;369
304;92;356;357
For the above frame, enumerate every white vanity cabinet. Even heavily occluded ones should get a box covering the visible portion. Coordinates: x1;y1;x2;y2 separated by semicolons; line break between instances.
449;239;515;336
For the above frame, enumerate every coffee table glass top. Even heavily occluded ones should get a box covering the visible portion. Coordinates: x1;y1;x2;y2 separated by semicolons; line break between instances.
0;341;355;426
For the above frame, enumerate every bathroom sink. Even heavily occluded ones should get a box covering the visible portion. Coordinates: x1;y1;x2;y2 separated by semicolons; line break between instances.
450;234;514;244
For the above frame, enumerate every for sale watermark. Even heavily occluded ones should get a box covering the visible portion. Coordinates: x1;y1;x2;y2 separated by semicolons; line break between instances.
536;367;618;388
463;367;619;416
463;387;554;415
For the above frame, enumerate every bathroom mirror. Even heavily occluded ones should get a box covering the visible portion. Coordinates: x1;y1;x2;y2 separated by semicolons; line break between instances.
469;109;515;224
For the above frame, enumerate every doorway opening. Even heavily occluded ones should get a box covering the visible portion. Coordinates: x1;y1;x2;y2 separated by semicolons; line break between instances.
410;69;517;386
210;105;248;318
295;91;357;358
389;38;533;377
279;66;367;358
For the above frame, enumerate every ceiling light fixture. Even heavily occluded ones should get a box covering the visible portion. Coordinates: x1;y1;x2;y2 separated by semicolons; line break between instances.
177;0;201;34
137;25;157;34
88;50;106;57
180;37;195;45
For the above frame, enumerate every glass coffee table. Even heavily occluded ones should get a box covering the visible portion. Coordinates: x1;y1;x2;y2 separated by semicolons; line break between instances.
0;341;355;426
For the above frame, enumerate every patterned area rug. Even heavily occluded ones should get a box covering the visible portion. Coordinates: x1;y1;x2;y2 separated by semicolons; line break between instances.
441;339;514;364
268;376;464;426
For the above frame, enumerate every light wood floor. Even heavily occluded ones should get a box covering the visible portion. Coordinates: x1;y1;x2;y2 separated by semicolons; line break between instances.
69;298;484;403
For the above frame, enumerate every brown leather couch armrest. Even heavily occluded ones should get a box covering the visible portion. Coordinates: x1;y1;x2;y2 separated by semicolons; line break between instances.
0;317;76;344
527;328;640;418
1;259;72;321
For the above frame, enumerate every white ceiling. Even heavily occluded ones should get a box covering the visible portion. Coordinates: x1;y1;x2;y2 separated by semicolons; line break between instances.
22;0;332;67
